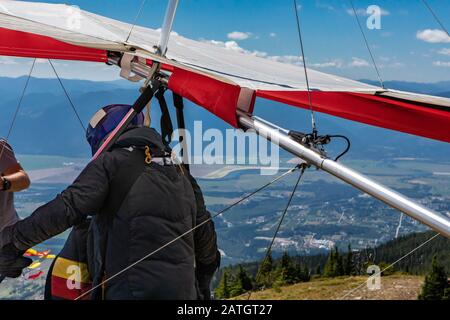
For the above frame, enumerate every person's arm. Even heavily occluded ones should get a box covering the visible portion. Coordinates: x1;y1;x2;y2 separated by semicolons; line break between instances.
188;173;219;266
1;163;30;192
187;172;220;299
0;153;115;252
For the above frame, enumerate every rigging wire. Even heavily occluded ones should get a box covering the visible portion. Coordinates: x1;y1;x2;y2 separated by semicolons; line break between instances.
0;59;36;162
247;164;307;300
339;232;440;300
421;0;449;37
125;0;148;42
293;0;318;137
349;0;385;89
48;60;86;131
75;165;302;300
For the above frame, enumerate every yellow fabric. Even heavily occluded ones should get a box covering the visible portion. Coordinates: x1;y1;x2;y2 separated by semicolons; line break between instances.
52;257;91;284
25;248;37;256
28;261;41;269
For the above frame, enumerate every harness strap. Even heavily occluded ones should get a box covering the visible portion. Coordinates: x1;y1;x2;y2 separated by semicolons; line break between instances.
155;90;174;146
119;53;143;82
173;93;190;172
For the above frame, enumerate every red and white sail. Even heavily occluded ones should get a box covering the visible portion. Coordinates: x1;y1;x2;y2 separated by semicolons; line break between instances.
1;1;449;142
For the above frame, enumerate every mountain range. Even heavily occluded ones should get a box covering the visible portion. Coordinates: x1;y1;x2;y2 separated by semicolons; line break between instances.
0;76;449;159
359;79;450;98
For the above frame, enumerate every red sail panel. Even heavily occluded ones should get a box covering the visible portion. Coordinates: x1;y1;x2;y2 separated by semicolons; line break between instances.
168;67;243;127
257;90;450;143
0;27;107;62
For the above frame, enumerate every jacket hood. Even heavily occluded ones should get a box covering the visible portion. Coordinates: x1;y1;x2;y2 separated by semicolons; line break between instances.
113;127;170;153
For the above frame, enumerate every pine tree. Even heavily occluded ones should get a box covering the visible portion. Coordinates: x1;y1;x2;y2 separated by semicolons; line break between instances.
335;247;345;276
281;252;291;269
236;265;253;291
315;264;322;277
324;247;345;277
226;266;254;298
272;267;285;292
443;288;450;300
256;253;274;289
298;264;311;282
215;269;231;299
323;248;336;277
418;256;449;300
280;252;297;284
229;274;244;297
345;244;356;276
294;263;303;282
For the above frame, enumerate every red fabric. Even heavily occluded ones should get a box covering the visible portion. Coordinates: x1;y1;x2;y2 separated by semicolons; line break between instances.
0;27;107;62
168;67;242;127
27;270;44;280
257;90;450;143
51;275;92;300
145;59;175;72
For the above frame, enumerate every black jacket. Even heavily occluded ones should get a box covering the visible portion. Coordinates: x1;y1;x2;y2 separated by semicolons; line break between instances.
2;127;218;299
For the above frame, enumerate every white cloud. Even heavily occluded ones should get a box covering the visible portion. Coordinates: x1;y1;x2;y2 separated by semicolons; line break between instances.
201;39;305;65
309;57;380;69
202;40;268;58
433;61;450;67
390;62;405;68
381;62;405;69
0;57;19;65
417;29;450;43
379;8;391;16
267;55;303;66
315;1;335;11
437;48;450;56
349;57;370;67
227;31;252;41
346;7;390;16
203;39;375;70
35;58;49;64
269;32;277;38
311;59;344;68
155;28;179;36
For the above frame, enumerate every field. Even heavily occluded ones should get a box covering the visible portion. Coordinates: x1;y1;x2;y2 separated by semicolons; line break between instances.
235;275;424;300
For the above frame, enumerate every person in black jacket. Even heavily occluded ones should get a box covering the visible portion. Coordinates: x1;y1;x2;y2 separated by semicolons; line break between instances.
0;104;219;299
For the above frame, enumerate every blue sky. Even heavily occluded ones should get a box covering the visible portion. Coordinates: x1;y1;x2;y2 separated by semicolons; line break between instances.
1;0;449;82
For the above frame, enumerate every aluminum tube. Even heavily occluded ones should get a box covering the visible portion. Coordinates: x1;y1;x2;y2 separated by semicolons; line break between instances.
158;0;179;55
239;114;450;238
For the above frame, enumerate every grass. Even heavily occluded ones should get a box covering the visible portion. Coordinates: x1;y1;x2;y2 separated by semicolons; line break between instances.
234;274;424;300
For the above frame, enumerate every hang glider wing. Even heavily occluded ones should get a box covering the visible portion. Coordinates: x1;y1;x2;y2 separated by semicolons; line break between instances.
1;1;449;142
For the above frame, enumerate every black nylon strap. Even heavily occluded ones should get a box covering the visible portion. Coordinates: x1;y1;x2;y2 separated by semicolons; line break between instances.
173;93;190;172
155;90;174;146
